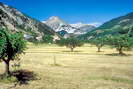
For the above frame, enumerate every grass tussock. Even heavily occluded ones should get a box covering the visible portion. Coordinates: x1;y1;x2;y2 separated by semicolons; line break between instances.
0;74;17;83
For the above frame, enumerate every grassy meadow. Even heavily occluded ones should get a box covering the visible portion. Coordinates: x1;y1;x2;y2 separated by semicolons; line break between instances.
0;43;133;89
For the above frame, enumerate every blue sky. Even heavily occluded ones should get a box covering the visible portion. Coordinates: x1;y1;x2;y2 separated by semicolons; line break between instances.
0;0;133;25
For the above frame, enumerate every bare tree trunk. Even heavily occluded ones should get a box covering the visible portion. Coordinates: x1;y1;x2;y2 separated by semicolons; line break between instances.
118;47;124;55
71;47;74;52
97;47;101;52
3;60;10;75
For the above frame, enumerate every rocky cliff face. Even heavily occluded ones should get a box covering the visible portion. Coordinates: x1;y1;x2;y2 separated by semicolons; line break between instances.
0;2;57;41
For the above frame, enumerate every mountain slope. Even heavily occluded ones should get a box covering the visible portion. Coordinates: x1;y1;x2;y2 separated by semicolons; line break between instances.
80;12;133;40
43;17;95;36
71;23;96;34
98;12;133;30
42;16;68;32
0;2;57;41
43;16;76;33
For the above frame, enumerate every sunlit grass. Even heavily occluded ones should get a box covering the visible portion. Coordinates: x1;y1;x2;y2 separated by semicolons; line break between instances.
0;43;133;89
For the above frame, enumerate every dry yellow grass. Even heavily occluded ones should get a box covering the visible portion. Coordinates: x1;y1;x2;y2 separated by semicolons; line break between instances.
0;43;133;89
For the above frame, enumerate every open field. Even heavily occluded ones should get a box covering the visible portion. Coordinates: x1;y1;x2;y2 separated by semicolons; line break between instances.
0;43;133;89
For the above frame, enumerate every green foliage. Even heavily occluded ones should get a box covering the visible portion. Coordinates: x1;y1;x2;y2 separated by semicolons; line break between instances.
106;35;133;54
80;13;133;40
32;34;54;45
0;28;26;74
89;37;107;52
98;12;133;30
42;35;53;43
0;75;17;83
8;32;26;60
42;34;53;43
0;31;7;58
57;37;84;52
56;38;66;46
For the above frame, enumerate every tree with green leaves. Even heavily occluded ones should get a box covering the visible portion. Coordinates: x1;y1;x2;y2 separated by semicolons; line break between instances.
106;35;133;55
89;37;106;52
57;37;84;52
42;34;53;43
0;29;26;75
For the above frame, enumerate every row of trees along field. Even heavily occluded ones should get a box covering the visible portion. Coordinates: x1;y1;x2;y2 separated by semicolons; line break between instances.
88;34;133;55
56;35;133;55
0;28;26;76
0;28;133;82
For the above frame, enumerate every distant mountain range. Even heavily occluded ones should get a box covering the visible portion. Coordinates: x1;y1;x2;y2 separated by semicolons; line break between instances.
0;2;58;41
80;12;133;40
42;16;96;36
1;2;133;41
71;23;96;34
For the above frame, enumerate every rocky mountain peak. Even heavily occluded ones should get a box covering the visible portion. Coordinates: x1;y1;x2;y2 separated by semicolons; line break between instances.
42;16;96;36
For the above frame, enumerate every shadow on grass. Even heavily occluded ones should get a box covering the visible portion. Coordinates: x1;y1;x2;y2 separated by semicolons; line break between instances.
62;50;82;52
97;51;104;52
11;69;37;85
88;76;133;84
0;70;37;84
0;70;38;88
50;63;62;67
105;53;132;56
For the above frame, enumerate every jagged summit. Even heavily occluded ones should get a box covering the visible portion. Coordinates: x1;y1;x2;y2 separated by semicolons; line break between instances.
42;16;96;35
43;16;68;31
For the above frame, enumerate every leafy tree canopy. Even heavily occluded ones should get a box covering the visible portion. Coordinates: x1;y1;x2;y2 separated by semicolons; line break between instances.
42;34;53;43
57;37;84;52
106;35;133;55
0;28;26;75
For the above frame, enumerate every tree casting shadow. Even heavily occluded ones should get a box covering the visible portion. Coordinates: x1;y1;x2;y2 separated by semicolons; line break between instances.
62;50;82;52
105;53;132;56
12;69;37;85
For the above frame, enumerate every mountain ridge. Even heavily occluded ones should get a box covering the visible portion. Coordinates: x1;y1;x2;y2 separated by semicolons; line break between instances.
0;2;58;41
42;16;96;36
79;12;133;40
